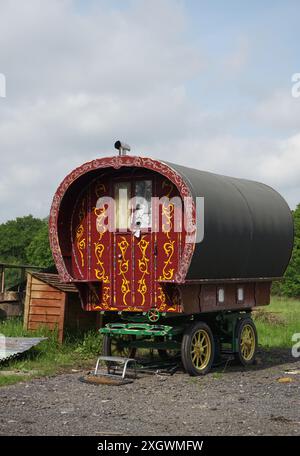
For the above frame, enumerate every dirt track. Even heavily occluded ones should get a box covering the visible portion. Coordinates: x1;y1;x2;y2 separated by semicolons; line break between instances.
0;348;299;436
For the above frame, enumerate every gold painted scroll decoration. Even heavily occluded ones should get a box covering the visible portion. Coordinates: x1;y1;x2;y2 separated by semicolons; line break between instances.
76;198;86;268
137;236;150;306
118;236;131;306
158;180;175;281
94;183;110;309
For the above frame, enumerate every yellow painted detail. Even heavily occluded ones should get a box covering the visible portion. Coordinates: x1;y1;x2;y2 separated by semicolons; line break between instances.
94;202;109;284
93;184;111;309
137;236;150;306
158;180;175;281
191;329;212;371
240;324;256;361
118;236;131;306
76;199;86;268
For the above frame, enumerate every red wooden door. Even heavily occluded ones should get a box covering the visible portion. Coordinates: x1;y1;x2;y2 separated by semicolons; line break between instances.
113;179;153;310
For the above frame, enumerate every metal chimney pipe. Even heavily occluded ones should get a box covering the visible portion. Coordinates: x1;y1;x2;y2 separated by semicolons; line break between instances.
114;140;131;156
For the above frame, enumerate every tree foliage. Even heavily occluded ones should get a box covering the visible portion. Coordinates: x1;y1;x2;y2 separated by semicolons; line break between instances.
26;222;53;268
277;204;300;298
0;215;45;265
0;215;54;287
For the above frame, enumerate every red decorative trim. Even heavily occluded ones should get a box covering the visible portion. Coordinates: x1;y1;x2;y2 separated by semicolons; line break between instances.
49;155;196;283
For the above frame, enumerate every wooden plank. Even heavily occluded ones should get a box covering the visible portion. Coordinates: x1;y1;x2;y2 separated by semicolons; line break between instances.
23;273;32;330
29;306;61;316
28;321;58;331
30;298;64;307
31;283;61;293
58;293;67;343
29;314;60;323
255;282;271;306
30;290;63;300
31;277;49;286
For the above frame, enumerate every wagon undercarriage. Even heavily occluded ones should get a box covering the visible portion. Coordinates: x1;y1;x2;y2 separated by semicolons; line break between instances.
99;309;258;375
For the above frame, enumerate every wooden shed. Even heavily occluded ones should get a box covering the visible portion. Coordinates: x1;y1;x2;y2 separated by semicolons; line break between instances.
24;272;99;342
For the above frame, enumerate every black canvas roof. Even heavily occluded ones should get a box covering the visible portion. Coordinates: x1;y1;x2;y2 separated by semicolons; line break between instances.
165;161;294;280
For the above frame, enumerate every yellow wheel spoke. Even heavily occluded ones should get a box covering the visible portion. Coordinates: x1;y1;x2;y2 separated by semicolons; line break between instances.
190;329;211;371
240;324;255;361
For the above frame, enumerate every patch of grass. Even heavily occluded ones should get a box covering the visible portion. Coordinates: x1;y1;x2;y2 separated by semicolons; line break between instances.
0;374;29;387
253;297;300;349
212;372;223;380
0;318;103;386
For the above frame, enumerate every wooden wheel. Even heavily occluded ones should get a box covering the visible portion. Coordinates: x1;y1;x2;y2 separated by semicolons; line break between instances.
103;334;137;358
234;318;257;366
181;321;215;376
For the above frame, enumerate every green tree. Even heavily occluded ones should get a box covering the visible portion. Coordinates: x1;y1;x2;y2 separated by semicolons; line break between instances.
279;204;300;297
26;222;53;268
0;215;45;265
0;215;49;287
272;204;300;298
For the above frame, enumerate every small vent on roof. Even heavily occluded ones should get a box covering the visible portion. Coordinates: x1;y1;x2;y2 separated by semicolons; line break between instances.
114;140;131;156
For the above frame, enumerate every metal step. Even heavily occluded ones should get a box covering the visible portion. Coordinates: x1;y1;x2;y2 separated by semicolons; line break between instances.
94;355;137;380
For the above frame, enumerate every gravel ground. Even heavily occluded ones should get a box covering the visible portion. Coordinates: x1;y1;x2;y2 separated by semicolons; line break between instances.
0;348;300;436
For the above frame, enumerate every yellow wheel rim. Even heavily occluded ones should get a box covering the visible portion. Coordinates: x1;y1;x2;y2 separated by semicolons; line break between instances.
191;329;211;371
240;324;256;361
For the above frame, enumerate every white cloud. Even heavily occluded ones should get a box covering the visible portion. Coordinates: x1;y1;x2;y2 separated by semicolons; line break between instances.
152;133;300;209
0;0;299;224
254;89;300;131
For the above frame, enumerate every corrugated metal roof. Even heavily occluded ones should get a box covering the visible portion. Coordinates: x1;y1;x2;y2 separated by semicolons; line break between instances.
0;336;47;362
31;272;78;293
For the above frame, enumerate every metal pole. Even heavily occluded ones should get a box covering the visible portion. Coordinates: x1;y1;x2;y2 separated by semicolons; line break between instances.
1;266;5;294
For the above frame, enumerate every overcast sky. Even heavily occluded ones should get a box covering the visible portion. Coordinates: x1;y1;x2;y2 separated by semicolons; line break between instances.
0;0;299;223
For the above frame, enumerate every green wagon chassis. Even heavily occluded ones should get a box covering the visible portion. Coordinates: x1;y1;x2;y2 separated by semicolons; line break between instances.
99;309;258;375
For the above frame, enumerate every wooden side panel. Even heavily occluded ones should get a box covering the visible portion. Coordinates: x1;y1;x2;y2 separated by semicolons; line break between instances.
29;314;61;323
64;294;99;331
200;285;217;312
222;284;236;306
24;274;65;342
178;284;201;314
255;282;271;306
23;273;32;330
28;321;58;331
29;305;61;315
198;282;270;313
242;283;255;307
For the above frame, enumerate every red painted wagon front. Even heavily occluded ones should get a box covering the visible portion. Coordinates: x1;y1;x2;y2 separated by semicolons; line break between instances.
49;154;195;315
